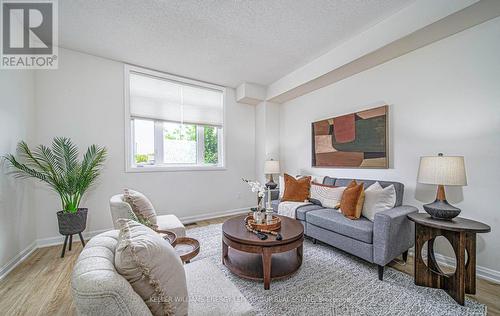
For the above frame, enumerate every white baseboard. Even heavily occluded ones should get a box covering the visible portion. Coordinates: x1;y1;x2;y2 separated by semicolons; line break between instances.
408;249;500;284
35;207;252;248
36;229;110;248
433;253;500;284
15;208;500;286
0;242;37;281
0;207;251;280
179;207;251;224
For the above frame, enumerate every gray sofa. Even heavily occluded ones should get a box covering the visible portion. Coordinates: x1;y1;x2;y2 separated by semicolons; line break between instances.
270;176;417;280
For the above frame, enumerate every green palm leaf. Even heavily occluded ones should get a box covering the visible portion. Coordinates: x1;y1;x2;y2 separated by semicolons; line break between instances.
2;138;107;213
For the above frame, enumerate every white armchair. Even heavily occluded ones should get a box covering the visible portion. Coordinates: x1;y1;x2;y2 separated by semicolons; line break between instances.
109;194;186;237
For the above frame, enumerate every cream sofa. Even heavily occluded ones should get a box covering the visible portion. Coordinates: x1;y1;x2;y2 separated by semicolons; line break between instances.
71;230;253;316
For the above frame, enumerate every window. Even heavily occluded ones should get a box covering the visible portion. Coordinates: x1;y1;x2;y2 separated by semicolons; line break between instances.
125;65;225;171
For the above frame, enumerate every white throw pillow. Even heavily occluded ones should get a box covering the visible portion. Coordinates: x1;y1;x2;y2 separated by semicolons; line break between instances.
310;183;346;209
123;189;158;228
362;182;396;221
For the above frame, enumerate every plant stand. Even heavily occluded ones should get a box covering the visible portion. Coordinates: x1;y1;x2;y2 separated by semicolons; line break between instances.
61;232;86;258
57;208;88;258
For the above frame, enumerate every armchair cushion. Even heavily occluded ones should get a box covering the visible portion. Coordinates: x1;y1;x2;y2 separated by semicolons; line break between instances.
373;205;418;266
156;214;186;237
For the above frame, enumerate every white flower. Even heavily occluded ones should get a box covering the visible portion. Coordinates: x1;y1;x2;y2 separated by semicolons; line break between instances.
243;178;266;196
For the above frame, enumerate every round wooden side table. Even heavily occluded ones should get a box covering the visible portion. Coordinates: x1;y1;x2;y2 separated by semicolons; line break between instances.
222;215;304;290
407;213;490;305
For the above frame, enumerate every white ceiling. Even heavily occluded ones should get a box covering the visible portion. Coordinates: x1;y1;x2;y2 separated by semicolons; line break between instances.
59;0;415;87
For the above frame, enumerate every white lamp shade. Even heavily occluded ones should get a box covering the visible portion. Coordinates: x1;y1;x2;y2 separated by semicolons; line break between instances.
417;155;467;186
264;160;280;174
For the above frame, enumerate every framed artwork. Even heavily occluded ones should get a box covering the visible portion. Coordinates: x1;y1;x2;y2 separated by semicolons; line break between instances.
311;105;388;168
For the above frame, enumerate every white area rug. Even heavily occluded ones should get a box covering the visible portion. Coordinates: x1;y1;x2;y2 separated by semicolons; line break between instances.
187;223;486;316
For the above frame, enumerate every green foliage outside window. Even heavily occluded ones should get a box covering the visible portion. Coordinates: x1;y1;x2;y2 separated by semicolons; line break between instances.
162;122;218;165
135;154;149;163
204;126;218;164
164;124;196;141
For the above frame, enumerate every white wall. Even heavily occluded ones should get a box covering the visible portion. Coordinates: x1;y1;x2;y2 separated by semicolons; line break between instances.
34;48;256;240
279;17;500;272
0;70;37;270
255;101;280;184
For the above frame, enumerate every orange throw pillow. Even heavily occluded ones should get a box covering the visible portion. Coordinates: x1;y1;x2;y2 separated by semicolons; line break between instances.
282;174;311;202
340;180;365;219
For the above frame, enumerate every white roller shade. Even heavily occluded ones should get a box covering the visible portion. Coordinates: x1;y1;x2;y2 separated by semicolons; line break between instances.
130;72;223;126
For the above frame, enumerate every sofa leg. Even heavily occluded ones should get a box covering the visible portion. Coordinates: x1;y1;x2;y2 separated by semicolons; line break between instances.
402;250;408;263
312;238;317;244
378;265;384;281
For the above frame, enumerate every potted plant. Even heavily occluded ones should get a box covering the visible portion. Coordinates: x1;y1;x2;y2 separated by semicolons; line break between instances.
3;137;107;243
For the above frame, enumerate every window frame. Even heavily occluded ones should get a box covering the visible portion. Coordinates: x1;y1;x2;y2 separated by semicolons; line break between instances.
124;64;226;172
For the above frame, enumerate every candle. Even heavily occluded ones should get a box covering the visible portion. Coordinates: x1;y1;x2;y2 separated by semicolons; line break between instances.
267;187;271;209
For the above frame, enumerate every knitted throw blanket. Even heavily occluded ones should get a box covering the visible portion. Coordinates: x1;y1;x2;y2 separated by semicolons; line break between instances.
277;201;311;219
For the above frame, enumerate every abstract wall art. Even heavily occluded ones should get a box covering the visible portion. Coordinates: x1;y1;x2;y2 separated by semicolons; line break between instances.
311;105;388;168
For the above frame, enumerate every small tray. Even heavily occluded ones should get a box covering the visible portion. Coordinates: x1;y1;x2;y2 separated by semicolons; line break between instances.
157;229;177;246
174;237;200;263
245;215;281;231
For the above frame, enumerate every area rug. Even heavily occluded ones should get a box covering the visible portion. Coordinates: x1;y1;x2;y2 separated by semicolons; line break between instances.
186;223;486;316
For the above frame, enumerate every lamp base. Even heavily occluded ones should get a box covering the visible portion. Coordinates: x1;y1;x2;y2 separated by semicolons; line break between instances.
266;174;278;189
423;199;461;220
266;180;278;190
265;180;277;189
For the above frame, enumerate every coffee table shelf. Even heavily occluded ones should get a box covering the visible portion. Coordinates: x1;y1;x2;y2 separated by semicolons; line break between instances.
222;214;304;289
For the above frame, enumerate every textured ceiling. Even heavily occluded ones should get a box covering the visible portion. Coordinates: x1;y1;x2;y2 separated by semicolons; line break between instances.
59;0;415;87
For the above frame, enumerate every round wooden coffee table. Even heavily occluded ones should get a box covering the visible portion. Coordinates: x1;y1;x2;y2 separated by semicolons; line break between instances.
222;214;304;290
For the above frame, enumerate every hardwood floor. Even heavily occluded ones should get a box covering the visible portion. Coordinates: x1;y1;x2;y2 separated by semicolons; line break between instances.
388;256;500;315
0;216;498;315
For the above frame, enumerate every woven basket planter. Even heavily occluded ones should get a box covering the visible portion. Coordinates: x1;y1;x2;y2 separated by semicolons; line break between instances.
57;208;88;235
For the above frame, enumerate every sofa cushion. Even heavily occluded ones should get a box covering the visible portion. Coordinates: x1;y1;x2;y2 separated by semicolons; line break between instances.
72;230;153;316
323;176;336;186
296;204;324;221
306;209;374;243
334;178;404;207
115;219;188;316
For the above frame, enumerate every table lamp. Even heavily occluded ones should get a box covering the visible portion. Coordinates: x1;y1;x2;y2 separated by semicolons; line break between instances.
264;159;280;189
417;153;467;220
